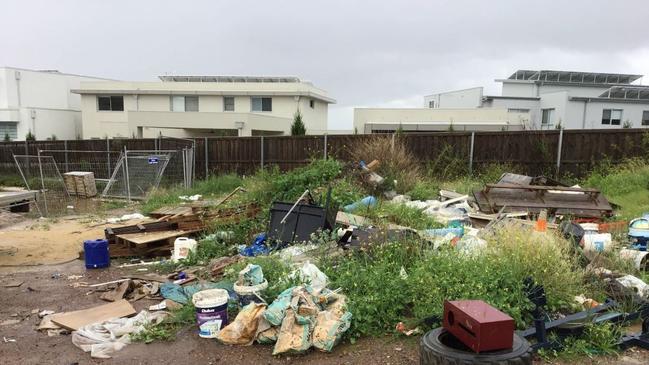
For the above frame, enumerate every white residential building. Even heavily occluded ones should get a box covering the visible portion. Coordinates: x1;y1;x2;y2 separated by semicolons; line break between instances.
0;67;110;141
425;70;649;130
73;76;335;138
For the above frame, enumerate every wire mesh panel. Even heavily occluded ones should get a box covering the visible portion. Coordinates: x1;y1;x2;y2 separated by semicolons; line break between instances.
102;152;172;200
13;155;72;216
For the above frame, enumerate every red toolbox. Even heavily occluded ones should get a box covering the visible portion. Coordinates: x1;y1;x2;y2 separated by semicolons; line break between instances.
443;300;515;353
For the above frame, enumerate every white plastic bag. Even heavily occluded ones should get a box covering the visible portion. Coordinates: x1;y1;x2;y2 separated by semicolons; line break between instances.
291;261;329;295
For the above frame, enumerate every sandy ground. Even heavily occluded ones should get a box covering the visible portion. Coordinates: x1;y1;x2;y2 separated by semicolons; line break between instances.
0;213;144;267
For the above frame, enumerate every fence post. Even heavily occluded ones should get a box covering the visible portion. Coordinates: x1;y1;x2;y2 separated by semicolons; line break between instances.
260;136;264;169
204;137;209;179
106;138;111;179
469;132;475;175
37;149;48;216
64;140;69;173
556;128;564;176
323;133;328;160
123;146;131;201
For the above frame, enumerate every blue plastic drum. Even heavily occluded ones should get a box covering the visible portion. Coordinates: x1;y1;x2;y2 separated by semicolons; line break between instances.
83;239;110;269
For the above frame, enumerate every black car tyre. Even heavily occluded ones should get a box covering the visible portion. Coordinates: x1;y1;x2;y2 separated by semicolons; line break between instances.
420;327;532;365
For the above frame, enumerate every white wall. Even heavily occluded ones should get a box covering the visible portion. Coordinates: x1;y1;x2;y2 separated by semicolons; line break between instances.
501;82;537;97
424;87;483;108
0;67;108;140
81;93;329;138
353;108;528;133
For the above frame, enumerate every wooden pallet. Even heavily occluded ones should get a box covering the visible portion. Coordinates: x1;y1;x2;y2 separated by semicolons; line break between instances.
110;229;201;258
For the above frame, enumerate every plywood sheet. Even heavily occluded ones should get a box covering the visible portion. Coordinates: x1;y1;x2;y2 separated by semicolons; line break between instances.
116;229;198;245
51;299;136;330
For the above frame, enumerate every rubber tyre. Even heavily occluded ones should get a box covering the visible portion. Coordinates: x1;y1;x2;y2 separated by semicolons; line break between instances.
420;328;532;365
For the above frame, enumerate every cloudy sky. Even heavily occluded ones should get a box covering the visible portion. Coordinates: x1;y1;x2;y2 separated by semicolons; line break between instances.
1;0;648;129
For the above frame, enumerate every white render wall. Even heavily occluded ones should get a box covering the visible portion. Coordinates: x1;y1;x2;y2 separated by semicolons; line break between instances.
424;87;483;108
80;93;329;138
0;67;108;140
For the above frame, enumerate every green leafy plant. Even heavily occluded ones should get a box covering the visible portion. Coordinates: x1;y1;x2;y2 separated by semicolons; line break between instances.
25;130;36;141
131;304;197;343
291;109;306;136
3;133;10;142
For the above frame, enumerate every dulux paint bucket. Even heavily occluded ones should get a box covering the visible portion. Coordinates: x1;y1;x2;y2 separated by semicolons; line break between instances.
192;288;229;338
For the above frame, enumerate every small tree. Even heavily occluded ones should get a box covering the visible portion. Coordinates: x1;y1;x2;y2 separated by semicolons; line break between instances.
291;110;306;136
25;130;36;141
3;133;10;142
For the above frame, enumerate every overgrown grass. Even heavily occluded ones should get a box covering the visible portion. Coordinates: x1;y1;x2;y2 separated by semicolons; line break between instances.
357;201;443;230
538;322;621;360
140;174;243;215
583;158;649;219
0;174;24;187
319;226;585;339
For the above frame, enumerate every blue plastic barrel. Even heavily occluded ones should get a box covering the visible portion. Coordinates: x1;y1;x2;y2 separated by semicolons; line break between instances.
83;239;110;269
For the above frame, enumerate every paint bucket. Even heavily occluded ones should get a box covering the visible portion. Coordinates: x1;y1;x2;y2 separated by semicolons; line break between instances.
172;237;197;262
234;279;269;307
192;288;229;338
620;249;649;270
582;233;612;253
83;239;110;269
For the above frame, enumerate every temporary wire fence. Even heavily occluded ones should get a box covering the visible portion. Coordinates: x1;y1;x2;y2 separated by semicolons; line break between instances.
102;148;194;200
13;154;71;216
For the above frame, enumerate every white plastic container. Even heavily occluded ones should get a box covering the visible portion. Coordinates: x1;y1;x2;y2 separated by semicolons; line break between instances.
192;288;229;338
620;249;649;270
172;237;197;262
582;233;612;253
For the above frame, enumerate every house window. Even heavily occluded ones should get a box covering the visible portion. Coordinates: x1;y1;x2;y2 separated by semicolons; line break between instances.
171;96;199;112
309;99;315;109
602;109;622;125
642;111;649;126
541;108;555;125
0;122;18;140
508;108;530;113
428;100;435;108
251;97;272;112
97;96;124;111
224;97;235;111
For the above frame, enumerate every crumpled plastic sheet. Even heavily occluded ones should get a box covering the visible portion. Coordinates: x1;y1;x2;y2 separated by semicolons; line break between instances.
71;310;168;359
160;281;233;305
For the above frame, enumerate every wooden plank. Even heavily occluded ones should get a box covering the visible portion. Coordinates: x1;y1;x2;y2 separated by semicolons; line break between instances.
51;299;136;331
116;229;200;245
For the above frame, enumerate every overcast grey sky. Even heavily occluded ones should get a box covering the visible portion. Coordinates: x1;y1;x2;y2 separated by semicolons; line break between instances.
1;0;648;129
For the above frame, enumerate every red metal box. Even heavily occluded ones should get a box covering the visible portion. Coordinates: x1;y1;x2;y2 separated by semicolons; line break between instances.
443;300;515;353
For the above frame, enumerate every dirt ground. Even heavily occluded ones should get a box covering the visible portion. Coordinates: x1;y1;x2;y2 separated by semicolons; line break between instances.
0;213;143;266
1;214;649;365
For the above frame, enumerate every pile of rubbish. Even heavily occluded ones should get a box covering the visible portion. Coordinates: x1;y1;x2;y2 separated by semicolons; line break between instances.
213;262;350;354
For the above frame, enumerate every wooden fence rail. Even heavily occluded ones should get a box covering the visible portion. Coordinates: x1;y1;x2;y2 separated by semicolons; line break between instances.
1;129;647;180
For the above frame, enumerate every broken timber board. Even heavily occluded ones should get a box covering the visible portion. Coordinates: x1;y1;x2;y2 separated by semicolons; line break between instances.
116;229;201;246
51;299;136;331
336;211;371;227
